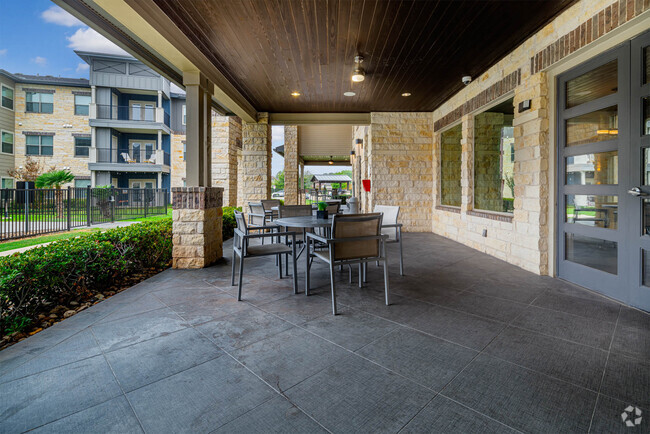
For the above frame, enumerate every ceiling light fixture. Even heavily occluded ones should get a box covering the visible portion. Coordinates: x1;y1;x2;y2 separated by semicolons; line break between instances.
291;91;301;97
344;91;356;97
351;55;365;82
328;156;334;165
401;92;411;97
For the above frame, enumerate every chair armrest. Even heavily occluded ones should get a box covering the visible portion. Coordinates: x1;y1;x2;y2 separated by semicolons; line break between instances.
381;223;403;228
328;234;389;244
306;232;329;243
243;231;296;240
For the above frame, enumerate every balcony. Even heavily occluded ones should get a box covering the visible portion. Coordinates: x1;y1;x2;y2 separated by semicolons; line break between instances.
88;146;170;173
89;104;171;132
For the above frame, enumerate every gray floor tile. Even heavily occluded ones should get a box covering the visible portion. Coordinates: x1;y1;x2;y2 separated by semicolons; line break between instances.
589;394;649;434
91;308;189;352
152;285;230;306
211;395;327;434
618;306;650;330
533;290;621;323
194;306;293;352
484;326;608;390
400;395;518;434
232;327;349;392
334;290;430;324
30;396;143;434
610;324;650;360
465;276;547;304
258;294;333;325
167;292;250;325
443;354;597;433
601;353;650;410
434;291;527;323
105;327;223;392
512;305;616;350
357;327;477;391
127;357;275;433
285;354;435;433
405;304;506;350
0;329;101;383
96;293;167;324
0;355;122;432
301;305;398;351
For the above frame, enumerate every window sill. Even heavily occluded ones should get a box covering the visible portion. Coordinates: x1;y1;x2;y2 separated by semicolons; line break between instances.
435;205;461;213
467;209;513;223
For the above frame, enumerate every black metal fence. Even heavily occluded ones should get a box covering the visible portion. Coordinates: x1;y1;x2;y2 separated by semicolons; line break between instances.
0;187;168;242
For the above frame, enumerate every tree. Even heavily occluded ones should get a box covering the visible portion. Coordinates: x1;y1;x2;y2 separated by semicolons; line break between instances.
272;170;285;191
8;157;54;182
35;170;76;218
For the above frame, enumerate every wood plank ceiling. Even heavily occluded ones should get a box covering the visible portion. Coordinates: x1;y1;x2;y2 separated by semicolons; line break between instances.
153;0;575;113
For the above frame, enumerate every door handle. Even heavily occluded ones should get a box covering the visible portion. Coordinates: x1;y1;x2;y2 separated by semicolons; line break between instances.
627;187;649;197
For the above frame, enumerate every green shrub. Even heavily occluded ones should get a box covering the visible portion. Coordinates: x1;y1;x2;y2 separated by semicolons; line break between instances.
222;206;241;240
0;219;172;335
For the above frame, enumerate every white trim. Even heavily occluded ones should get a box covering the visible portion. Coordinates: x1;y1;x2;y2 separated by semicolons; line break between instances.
182;104;186;125
1;82;14;111
0;129;14;155
129;178;156;189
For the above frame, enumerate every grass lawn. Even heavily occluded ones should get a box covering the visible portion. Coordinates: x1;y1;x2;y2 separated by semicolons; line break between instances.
121;207;172;222
0;228;102;253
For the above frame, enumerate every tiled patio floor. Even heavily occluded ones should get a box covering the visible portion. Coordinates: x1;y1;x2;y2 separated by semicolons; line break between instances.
1;233;648;433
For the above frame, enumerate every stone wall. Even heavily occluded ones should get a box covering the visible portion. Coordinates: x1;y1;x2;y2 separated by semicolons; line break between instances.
239;113;271;207
13;84;91;183
212;114;240;206
284;125;299;204
367;112;433;231
172;186;223;269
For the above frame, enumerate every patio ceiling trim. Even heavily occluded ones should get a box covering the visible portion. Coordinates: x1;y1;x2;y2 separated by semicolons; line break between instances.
269;113;371;126
55;0;257;123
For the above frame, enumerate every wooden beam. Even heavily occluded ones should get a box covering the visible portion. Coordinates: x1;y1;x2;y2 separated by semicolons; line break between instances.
269;113;371;125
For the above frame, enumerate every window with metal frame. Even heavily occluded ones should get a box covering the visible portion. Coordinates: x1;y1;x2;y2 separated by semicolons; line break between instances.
1;85;13;110
25;134;53;155
74;95;91;115
1;131;13;154
74;136;91;157
25;92;53;113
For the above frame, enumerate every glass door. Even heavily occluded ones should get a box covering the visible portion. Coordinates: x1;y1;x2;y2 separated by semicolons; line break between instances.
628;32;650;310
557;43;630;301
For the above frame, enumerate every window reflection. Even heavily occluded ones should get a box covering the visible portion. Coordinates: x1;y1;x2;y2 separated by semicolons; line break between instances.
565;233;617;274
440;124;462;207
566;106;618;147
566;60;617;108
566;151;618;185
566;195;617;229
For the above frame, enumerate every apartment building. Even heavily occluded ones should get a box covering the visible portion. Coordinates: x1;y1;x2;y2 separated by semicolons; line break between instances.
0;71;16;188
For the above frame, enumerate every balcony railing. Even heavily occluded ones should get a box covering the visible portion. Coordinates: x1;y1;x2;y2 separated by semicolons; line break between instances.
93;147;170;166
95;104;170;126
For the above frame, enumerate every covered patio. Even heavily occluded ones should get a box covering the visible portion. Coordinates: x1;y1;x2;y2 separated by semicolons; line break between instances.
1;234;647;432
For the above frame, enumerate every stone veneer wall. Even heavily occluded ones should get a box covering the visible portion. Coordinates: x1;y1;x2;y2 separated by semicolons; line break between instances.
239;113;271;207
212;114;241;206
284;125;299;205
172;186;223;268
14;84;91;182
368;112;433;231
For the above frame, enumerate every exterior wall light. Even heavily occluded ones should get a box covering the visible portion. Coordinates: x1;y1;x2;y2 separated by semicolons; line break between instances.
352;55;365;82
328;156;334;165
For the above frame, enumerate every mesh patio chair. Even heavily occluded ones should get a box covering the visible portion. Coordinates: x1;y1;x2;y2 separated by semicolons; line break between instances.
326;202;341;215
307;213;389;315
231;211;297;301
278;205;313;274
374;205;404;275
261;199;281;220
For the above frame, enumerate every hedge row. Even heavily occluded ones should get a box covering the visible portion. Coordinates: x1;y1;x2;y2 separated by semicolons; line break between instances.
0;219;173;335
222;206;241;240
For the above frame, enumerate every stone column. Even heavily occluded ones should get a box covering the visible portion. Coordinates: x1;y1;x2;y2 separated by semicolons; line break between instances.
239;112;271;206
172;187;223;268
212;114;241;207
284;125;299;204
183;71;212;187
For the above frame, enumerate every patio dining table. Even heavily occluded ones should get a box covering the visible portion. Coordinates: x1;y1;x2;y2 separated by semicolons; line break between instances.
274;215;333;294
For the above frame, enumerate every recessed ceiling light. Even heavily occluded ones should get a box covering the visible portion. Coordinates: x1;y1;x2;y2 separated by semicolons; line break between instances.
344;91;356;97
401;92;411;97
291;91;301;97
351;55;365;82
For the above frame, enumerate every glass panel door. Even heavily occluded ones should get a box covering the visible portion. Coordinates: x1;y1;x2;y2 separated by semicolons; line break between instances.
131;142;141;162
557;43;629;301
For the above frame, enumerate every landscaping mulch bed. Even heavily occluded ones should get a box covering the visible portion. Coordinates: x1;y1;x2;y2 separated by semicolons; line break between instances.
0;265;169;351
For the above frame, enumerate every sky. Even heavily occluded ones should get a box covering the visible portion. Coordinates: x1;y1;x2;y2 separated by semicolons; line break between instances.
0;1;345;177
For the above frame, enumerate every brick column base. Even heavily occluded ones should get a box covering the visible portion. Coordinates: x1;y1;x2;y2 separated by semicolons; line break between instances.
172;187;223;269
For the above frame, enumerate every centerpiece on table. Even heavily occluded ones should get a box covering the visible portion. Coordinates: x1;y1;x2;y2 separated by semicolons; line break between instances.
316;202;328;219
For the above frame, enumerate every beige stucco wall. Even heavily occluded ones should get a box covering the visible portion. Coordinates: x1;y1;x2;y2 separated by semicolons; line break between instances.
13;84;91;185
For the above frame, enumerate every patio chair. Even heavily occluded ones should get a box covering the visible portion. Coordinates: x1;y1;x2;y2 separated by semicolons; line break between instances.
326;201;341;215
278;205;313;274
307;213;389;315
261;199;281;220
231;211;297;301
374;205;404;275
248;202;271;244
120;152;135;163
